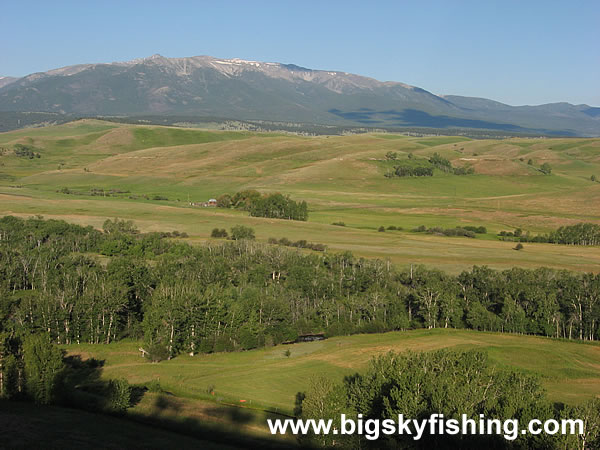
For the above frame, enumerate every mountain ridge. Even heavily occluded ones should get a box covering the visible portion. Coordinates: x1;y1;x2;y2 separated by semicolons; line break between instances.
1;54;598;136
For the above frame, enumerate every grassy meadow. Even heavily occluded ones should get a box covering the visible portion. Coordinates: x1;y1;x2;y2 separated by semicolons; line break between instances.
62;329;600;437
1;120;599;273
2;120;600;443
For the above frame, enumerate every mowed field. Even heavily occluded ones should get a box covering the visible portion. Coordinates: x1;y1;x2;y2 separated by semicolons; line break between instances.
66;329;600;422
1;119;600;273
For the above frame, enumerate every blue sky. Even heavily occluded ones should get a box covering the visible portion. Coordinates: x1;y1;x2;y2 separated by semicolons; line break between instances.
1;0;598;106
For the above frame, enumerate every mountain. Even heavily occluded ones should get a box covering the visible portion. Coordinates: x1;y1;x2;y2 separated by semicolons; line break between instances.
0;77;17;89
0;54;598;136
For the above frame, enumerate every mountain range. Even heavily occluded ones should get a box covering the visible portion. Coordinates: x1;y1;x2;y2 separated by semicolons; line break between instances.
1;54;598;136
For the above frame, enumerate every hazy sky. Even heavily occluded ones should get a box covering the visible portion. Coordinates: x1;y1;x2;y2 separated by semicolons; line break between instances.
1;0;598;106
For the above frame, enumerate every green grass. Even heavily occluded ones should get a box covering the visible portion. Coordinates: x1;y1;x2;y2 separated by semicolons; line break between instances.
66;329;600;414
1;120;600;273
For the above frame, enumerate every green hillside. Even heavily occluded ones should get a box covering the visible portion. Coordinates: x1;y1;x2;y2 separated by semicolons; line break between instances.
0;120;599;273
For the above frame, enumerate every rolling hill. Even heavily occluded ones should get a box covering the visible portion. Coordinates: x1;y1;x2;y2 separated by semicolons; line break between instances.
0;120;599;273
1;55;598;136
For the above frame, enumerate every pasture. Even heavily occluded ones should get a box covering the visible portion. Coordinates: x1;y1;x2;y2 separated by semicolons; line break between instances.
1;120;600;273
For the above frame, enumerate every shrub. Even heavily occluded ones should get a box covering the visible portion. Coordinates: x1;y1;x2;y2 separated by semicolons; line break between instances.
378;226;385;232
332;222;346;227
387;225;397;230
514;243;524;251
147;344;170;363
106;378;131;413
230;225;255;240
23;335;65;405
211;228;228;238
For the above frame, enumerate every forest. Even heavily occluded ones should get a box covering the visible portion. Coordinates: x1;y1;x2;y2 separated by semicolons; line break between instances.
1;215;600;446
0;215;598;360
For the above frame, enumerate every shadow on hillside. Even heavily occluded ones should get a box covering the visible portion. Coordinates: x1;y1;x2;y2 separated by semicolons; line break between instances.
129;394;301;449
60;355;300;448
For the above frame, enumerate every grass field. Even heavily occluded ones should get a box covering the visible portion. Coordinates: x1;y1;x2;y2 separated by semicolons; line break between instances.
1;120;600;273
66;329;600;415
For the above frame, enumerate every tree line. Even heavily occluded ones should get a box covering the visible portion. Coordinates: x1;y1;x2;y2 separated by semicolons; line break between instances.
499;223;600;246
0;216;599;365
216;190;308;221
384;152;474;178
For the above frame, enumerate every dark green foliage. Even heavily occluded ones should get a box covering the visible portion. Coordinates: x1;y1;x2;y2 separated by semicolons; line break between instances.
384;151;398;160
230;225;255;240
591;174;597;182
146;344;170;363
216;193;232;208
300;350;558;448
211;228;228;238
332;222;346;227
386;225;397;230
106;378;131;414
413;225;476;238
378;226;385;232
463;226;487;234
230;190;262;210
23;335;65;404
528;159;534;165
1;215;599;362
499;223;600;246
249;193;308;221
103;218;139;235
13;144;41;159
392;165;434;177
514;243;524;251
386;153;472;178
429;152;452;171
221;191;308;221
269;237;327;252
540;162;552;174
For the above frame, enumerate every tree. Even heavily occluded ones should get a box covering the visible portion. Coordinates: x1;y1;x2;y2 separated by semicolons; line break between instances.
591;174;597;182
514;243;524;251
216;193;232;208
540;162;552;175
106;378;131;413
23;334;65;404
378;226;385;232
385;151;398;160
230;225;255;240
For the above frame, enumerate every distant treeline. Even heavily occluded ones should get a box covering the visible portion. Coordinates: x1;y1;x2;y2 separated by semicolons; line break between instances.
0;216;599;369
385;152;474;178
217;190;308;221
499;223;600;246
414;225;487;238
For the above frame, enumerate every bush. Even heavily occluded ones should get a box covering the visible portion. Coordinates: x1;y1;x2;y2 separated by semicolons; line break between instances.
211;228;228;238
387;225;397;230
147;344;170;363
514;243;524;251
540;162;552;175
106;378;131;413
23;335;65;405
332;222;346;227
230;225;255;240
378;226;385;232
216;194;232;208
